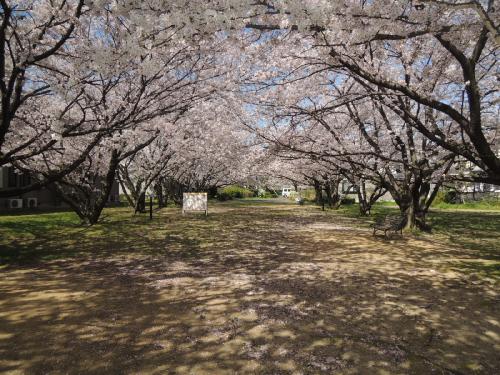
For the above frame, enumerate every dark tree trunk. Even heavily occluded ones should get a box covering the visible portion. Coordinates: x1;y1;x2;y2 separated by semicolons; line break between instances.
53;149;120;225
85;151;121;225
163;178;184;206
313;179;323;206
394;182;433;232
207;185;218;199
323;178;342;209
357;181;370;215
155;181;165;208
135;192;146;213
356;181;386;216
324;182;333;208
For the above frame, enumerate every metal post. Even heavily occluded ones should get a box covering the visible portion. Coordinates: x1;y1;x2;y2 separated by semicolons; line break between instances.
149;195;153;220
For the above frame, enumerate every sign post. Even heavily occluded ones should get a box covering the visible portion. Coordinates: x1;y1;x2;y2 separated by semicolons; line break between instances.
182;192;208;216
149;194;153;220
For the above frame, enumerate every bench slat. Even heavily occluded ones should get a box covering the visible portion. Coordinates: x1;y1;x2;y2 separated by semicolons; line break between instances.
372;215;406;236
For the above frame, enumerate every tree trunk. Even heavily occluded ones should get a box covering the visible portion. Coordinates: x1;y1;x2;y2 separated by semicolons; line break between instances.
357;182;387;216
313;179;323;206
398;185;433;231
53;149;120;225
324;182;333;208
323;179;341;209
86;153;120;225
155;181;165;208
135;192;146;213
356;181;371;215
405;203;416;230
117;171;135;208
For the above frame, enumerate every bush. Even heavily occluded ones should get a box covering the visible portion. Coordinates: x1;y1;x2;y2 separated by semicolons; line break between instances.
341;197;355;205
444;190;461;204
432;190;447;205
432;189;462;205
258;190;279;198
301;189;316;201
220;185;255;199
216;191;232;201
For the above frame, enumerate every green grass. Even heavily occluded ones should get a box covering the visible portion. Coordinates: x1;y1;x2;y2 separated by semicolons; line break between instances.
337;199;500;210
0;207;159;263
372;199;500;211
432;200;500;210
372;200;398;206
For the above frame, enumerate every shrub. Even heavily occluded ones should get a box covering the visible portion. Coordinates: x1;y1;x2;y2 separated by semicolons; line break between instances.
301;189;316;201
260;191;279;198
444;190;461;204
220;185;255;199
341;197;355;205
432;190;446;205
216;191;232;201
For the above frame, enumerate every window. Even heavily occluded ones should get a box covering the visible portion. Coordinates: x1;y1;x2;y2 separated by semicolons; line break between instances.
7;168;17;188
20;173;31;187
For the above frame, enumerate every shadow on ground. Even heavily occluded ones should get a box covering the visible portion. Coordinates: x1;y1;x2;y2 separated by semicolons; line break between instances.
0;202;499;374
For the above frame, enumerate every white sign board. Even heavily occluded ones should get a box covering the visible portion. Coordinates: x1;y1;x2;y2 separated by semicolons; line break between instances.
182;192;208;215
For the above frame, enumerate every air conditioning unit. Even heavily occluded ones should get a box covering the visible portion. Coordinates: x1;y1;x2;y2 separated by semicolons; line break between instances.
8;199;23;209
26;197;38;208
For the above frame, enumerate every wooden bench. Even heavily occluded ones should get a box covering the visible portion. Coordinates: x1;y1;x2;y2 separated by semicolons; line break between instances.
372;215;406;237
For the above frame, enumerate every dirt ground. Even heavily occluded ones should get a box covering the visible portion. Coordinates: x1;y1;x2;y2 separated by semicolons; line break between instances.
0;202;499;374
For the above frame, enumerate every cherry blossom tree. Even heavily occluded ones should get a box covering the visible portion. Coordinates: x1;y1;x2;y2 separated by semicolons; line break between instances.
113;96;258;210
238;0;499;184
0;0;227;197
2;0;496;219
159;98;257;203
51;127;160;225
0;0;85;162
239;52;456;228
117;122;178;213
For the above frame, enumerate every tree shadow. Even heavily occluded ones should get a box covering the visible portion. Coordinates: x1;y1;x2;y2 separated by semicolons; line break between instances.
0;203;499;373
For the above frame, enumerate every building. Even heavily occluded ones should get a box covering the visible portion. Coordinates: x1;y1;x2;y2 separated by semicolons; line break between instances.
0;166;120;212
341;180;394;202
281;187;294;197
449;156;500;200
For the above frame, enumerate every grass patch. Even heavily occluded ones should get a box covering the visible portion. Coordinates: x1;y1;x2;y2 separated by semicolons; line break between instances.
432;200;500;210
